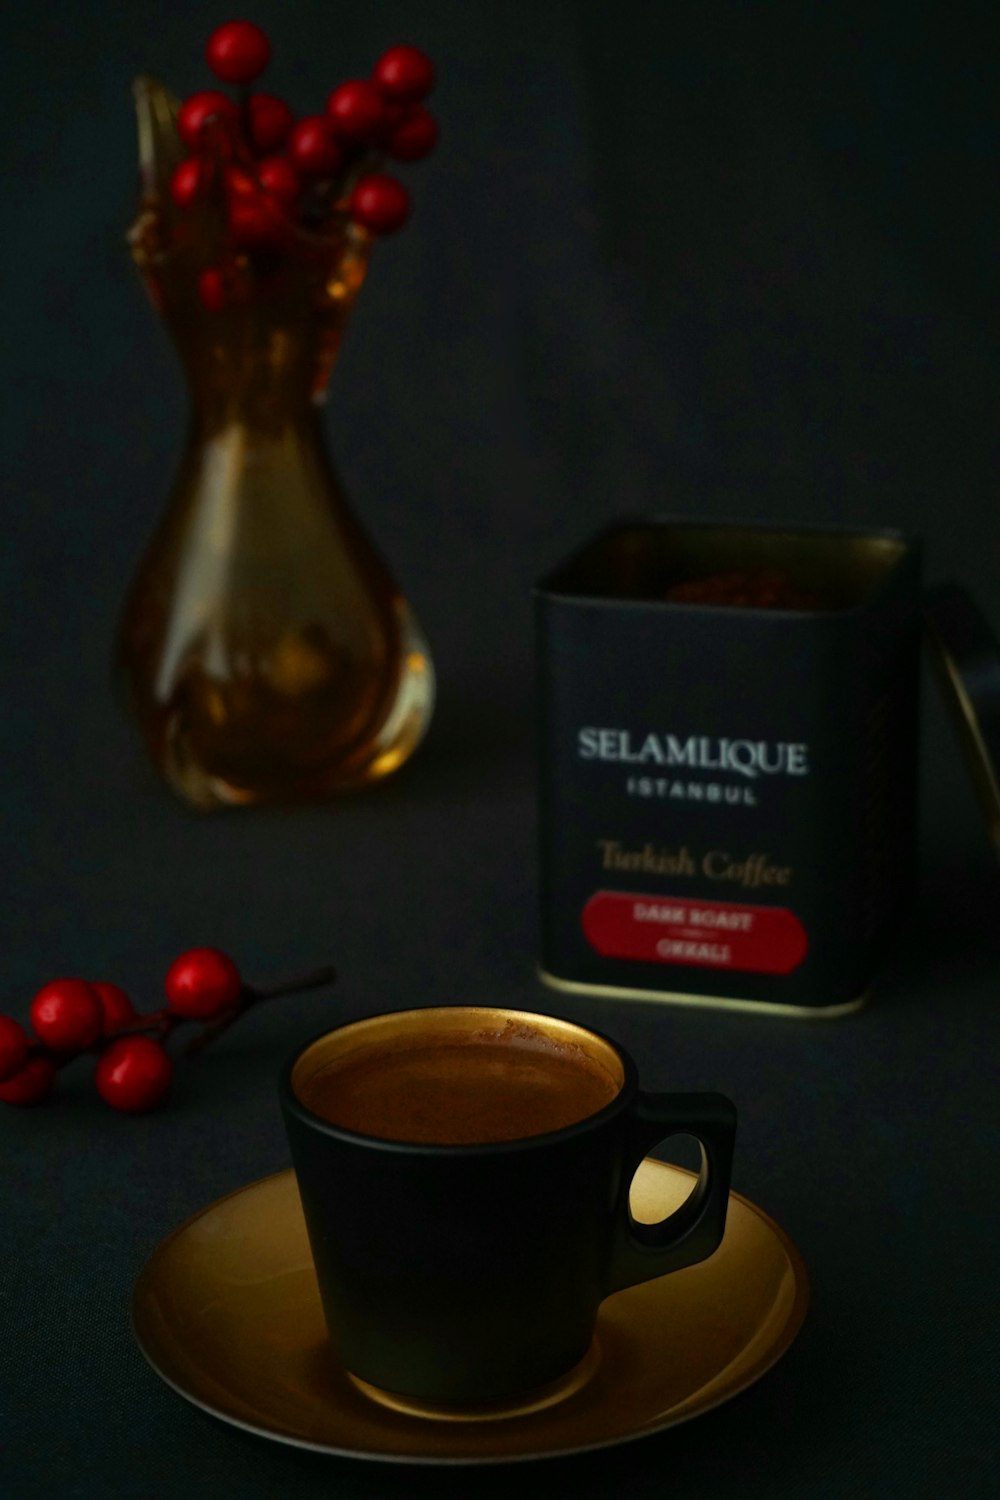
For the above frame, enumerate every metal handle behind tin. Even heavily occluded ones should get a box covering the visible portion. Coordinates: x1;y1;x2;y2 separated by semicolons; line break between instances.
605;1092;737;1295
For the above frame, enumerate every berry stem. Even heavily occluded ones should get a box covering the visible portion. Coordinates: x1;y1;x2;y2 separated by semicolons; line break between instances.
307;144;381;233
183;966;337;1057
25;1007;178;1065
250;964;338;1000
108;1009;176;1041
340;145;384;204
183;1006;241;1057
17;965;338;1067
238;83;252;150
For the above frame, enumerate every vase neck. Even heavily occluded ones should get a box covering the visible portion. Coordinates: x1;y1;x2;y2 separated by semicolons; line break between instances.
186;399;332;473
144;231;369;421
178;312;343;428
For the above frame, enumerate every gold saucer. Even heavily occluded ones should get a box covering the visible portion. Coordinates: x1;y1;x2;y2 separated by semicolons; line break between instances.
132;1162;809;1464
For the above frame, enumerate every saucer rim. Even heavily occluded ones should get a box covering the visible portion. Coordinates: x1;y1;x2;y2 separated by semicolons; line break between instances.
131;1163;810;1466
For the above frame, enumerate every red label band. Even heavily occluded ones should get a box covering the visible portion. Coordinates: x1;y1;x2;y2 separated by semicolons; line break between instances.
581;890;808;975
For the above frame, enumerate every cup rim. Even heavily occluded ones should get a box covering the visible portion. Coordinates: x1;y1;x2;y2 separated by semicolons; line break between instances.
279;1005;638;1156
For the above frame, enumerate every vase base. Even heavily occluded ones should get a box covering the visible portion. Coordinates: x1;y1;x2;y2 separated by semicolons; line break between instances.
133;606;435;811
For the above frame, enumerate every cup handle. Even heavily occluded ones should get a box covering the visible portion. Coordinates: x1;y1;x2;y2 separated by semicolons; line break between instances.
605;1092;737;1295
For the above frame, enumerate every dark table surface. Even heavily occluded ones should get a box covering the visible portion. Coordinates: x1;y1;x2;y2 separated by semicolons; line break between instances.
2;2;998;1497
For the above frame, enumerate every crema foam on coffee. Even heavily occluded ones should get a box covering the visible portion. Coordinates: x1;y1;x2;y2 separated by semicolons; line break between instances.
298;1025;620;1144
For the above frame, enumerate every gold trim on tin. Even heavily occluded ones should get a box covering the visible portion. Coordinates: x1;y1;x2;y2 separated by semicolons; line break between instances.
538;520;910;613
538;967;869;1019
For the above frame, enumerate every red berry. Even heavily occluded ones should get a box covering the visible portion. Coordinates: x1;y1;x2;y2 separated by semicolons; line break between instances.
350;174;411;234
256;155;301;207
198;267;229;312
0;1055;56;1107
225;161;255;193
228;195;283;250
288;116;343;177
248;92;294;153
326;79;385;143
178;91;238;150
372;45;435;103
95;1038;172;1114
169;157;207;210
165;948;242;1019
91;982;137;1034
30;980;103;1051
206;20;271;87
384;106;438;162
0;1015;29;1082
224;169;288;248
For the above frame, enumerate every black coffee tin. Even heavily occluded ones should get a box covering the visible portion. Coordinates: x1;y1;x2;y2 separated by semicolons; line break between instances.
535;520;923;1016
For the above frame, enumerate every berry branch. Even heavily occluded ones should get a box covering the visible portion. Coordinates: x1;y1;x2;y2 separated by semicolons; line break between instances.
167;23;439;309
0;951;337;1113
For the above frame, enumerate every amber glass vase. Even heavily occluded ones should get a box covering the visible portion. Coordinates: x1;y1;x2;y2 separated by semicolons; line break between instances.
119;79;434;809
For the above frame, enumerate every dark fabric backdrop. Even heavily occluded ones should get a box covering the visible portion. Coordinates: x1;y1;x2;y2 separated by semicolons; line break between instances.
1;3;997;1498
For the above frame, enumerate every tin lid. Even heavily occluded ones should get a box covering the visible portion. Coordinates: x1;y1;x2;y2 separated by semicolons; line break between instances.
924;583;1000;858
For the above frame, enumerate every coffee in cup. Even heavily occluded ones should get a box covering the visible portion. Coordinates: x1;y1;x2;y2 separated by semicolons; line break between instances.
294;1015;621;1144
281;1006;736;1405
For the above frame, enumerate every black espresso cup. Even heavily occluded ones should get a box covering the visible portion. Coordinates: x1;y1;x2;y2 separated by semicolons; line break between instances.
280;1006;736;1405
